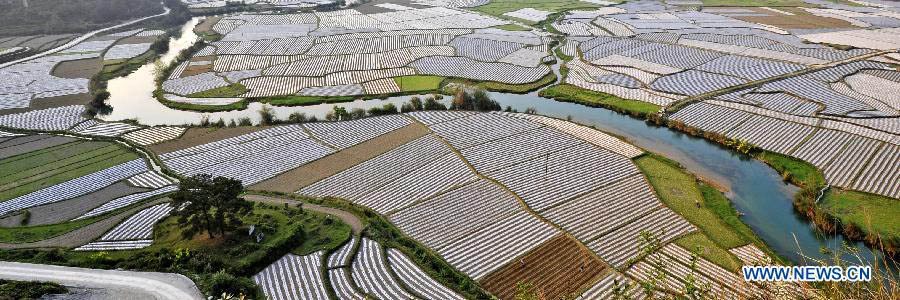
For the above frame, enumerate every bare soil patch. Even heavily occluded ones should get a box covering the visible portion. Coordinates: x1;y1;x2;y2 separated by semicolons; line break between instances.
195;16;222;35
0;181;147;227
480;234;605;300
181;64;212;78
52;57;102;79
735;7;855;29
149;126;270;155
0;136;76;160
250;123;429;193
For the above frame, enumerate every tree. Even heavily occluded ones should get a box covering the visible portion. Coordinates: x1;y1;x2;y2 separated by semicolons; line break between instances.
332;106;349;120
171;174;252;239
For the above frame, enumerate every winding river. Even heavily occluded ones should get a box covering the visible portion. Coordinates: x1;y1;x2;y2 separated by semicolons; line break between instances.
102;18;890;268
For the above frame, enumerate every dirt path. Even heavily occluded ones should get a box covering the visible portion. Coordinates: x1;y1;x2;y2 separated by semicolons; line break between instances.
0;261;203;300
243;194;364;234
0;198;168;249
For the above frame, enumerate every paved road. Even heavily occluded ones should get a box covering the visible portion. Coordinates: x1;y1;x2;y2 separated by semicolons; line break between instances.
243;194;364;234
0;261;203;300
0;4;171;69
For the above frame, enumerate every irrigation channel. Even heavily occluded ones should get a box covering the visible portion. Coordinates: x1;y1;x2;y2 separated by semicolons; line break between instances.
102;17;889;269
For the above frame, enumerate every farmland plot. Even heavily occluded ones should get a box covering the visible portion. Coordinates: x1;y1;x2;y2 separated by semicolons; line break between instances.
351;238;418;300
542;174;662;242
0;159;148;215
499;113;644;158
327;236;357;268
390;179;521;250
160;125;334;185
387;249;465;300
438;211;558;280
480;234;605;300
302;115;411;149
354;152;477;214
329;268;366;300
254;252;330;300
729;244;772;266
427;112;543;149
659;244;766;299
161;7;555;100
577;272;645;300
0;106;86;131
99;203;173;241
121;127;186;146
76;186;178;219
667;102;751;134
725;115;815;154
460;126;583;173
298;134;451;200
487;142;640;211
850;144;900;198
406;110;477;126
588;206;697;268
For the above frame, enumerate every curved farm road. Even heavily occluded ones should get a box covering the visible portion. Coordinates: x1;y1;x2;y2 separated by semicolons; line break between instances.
243;194;364;234
0;261;203;300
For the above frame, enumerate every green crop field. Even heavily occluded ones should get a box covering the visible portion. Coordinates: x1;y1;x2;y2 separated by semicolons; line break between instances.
394;75;445;92
0;141;139;202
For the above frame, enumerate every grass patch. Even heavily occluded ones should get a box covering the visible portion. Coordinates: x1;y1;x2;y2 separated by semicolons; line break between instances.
635;154;748;249
675;233;743;272
0;142;139;202
394;75;445;92
821;190;900;242
187;83;249;98
0;217;96;243
539;84;660;116
756;151;825;188
493;23;531;31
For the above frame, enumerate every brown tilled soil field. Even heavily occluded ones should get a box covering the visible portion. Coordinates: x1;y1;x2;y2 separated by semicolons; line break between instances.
52;57;102;79
481;234;606;300
181;63;213;78
195;16;223;35
733;7;855;29
250;123;430;193
148;126;270;155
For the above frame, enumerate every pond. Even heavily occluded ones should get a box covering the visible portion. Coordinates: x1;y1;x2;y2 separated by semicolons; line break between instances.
102;17;890;270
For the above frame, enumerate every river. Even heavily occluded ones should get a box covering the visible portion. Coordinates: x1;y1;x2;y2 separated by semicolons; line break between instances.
101;17;890;269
